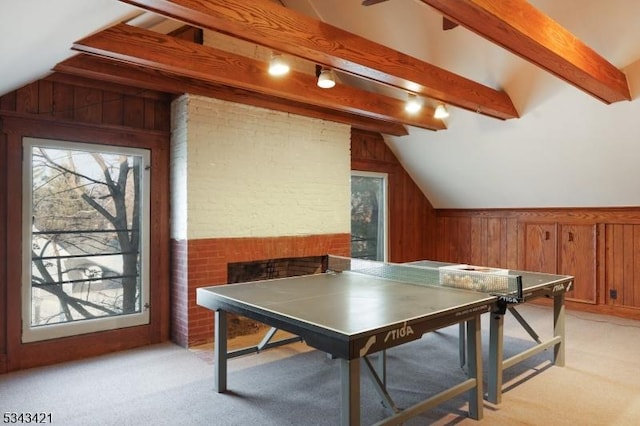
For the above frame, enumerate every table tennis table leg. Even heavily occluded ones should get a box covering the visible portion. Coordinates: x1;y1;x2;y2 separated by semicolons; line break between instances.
459;322;466;368
487;312;504;404
466;317;484;420
340;358;360;426
214;309;228;392
554;291;566;366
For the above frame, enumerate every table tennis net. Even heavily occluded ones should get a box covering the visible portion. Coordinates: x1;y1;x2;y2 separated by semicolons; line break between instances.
327;255;522;297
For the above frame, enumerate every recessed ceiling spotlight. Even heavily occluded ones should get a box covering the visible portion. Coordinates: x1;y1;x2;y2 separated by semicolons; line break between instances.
434;103;449;119
405;93;422;113
317;68;336;89
268;52;290;76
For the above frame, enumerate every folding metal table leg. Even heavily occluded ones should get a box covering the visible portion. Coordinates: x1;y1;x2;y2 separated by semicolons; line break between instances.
553;291;566;366
459;322;466;368
487;312;504;404
466;317;484;420
214;309;228;392
340;358;360;426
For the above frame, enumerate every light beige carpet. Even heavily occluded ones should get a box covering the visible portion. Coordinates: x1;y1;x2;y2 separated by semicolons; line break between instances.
1;304;639;425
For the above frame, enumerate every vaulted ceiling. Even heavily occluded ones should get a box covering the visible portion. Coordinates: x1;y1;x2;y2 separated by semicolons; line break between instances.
3;0;640;208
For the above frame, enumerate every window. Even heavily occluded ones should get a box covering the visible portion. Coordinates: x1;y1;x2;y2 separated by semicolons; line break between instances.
350;171;388;261
22;138;150;342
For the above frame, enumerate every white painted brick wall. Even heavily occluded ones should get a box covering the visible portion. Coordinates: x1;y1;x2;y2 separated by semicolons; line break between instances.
171;94;351;239
170;94;189;240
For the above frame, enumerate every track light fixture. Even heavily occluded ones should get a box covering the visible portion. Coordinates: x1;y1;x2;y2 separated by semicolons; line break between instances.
268;52;290;76
434;103;450;119
405;93;422;113
317;68;336;89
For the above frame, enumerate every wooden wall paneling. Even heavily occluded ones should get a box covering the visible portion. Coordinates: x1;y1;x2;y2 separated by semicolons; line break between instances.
435;216;446;260
144;98;157;130
457;217;472;263
611;224;626;306
610;224;631;307
154;100;171;132
145;133;171;343
1;117;170;371
123;95;145;128
397;166;433;261
596;223;606;305
388;170;403;261
37;80;53;114
558;224;597;304
16;83;39;114
425;207;640;318
487;217;504;267
522;222;557;273
1;72;172;371
395;170;412;261
423;206;438;260
5;132;23;371
440;216;472;264
608;223;629;307
52;82;75;120
604;223;616;305
74;86;103;124
0;131;7;371
623;224;636;307
382;167;394;257
4;78;170;132
469;217;486;266
633;225;640;308
351;128;436;263
440;216;457;262
506;217;519;269
0;91;17;111
431;215;513;269
102;91;124;126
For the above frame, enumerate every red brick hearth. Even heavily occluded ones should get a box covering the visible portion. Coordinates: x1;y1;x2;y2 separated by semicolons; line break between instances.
171;234;351;347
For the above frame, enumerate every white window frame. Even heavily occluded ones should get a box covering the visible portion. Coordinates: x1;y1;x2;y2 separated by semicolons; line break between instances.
22;137;151;342
350;171;389;262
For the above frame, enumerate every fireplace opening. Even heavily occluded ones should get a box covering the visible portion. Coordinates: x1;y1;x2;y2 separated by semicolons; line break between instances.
225;255;326;337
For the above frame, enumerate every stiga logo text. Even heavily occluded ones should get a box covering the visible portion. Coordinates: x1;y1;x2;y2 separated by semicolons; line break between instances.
553;283;568;293
384;322;414;342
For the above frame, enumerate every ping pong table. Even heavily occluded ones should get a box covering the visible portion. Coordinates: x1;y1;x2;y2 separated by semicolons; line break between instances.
196;256;573;425
409;260;573;404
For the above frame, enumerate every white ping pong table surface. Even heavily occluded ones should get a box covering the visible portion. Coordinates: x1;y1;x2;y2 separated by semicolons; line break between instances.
197;256;573;425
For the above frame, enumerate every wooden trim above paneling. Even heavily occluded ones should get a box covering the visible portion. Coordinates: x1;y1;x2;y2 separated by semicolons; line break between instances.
45;72;171;101
0;112;168;144
436;207;640;224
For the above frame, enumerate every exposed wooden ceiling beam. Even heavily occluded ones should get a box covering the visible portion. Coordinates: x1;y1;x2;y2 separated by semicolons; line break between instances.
71;25;441;133
54;54;410;136
72;24;446;132
419;0;631;104
119;0;518;120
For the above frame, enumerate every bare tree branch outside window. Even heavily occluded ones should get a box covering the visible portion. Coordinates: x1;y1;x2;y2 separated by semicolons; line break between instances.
29;145;142;327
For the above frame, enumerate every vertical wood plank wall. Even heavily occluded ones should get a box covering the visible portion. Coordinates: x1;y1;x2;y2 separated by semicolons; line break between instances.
436;209;640;319
0;76;172;372
0;131;6;371
351;129;437;263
